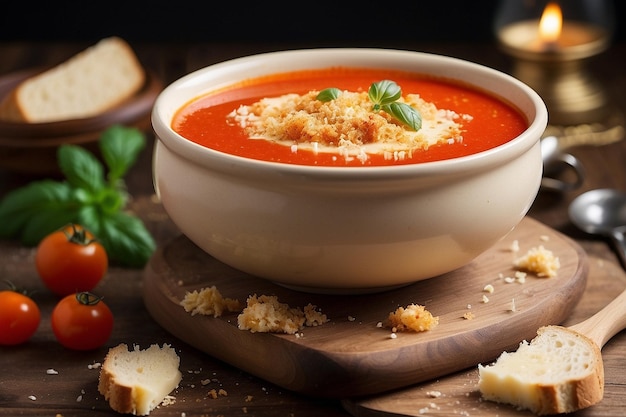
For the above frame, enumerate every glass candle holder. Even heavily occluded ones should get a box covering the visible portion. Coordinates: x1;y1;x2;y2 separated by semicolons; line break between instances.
494;0;617;127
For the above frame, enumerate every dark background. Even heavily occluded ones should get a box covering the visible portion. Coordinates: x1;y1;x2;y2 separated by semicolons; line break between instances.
1;1;624;44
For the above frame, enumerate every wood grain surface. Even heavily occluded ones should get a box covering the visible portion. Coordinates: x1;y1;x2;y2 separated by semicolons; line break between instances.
342;255;626;416
143;216;588;398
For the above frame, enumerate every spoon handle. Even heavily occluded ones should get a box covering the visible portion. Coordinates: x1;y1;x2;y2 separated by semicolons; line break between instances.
610;230;626;271
569;287;626;348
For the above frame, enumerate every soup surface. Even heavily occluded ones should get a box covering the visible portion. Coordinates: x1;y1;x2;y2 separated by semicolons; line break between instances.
172;67;527;167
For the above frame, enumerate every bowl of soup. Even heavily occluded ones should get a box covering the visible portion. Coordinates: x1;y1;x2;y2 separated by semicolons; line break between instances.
151;48;547;293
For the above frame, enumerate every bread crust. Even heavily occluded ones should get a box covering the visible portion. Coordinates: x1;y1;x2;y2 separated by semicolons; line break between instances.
98;343;182;415
533;327;604;415
478;325;604;415
98;343;137;414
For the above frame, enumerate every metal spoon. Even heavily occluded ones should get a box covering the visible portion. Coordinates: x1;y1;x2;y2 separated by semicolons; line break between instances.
540;136;585;192
569;188;626;270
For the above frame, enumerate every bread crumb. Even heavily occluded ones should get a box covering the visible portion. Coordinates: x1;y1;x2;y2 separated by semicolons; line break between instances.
180;286;242;317
514;245;560;277
237;294;328;334
483;284;495;293
510;240;520;252
463;311;475;320
161;395;176;406
385;304;438;332
229;88;466;164
245;395;254;402
482;294;490;303
46;368;59;375
426;390;442;398
207;388;228;399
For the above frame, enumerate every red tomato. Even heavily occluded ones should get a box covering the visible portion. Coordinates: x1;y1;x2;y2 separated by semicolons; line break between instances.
36;224;108;296
51;292;114;350
0;289;41;345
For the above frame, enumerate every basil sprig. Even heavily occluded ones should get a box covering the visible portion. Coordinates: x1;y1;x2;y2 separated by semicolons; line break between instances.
0;125;155;268
315;87;341;102
316;80;422;131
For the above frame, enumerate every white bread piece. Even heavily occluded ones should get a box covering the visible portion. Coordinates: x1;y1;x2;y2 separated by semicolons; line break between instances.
0;37;145;122
98;343;182;416
478;325;604;415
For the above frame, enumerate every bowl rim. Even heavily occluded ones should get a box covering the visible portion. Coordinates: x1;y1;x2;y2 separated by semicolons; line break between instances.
152;48;547;179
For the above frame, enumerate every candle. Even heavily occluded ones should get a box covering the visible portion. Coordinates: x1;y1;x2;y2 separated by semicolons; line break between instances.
497;2;609;60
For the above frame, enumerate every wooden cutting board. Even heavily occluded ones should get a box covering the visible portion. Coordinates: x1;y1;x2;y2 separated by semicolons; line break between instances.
142;217;587;398
342;254;626;417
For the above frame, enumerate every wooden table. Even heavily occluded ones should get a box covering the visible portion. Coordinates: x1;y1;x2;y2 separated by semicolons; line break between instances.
1;40;625;416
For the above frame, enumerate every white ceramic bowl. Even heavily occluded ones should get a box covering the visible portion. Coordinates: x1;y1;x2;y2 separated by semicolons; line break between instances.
152;48;547;293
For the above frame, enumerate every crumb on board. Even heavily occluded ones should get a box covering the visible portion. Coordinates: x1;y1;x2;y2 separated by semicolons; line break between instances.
514;245;560;277
385;303;438;332
426;390;443;398
237;294;329;334
207;388;228;399
463;311;475;320
180;285;242;317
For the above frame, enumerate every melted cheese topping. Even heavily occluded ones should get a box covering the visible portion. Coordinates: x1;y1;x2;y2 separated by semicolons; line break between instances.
228;90;470;163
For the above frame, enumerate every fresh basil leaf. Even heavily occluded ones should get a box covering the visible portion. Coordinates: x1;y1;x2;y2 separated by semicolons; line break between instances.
58;144;105;194
316;88;342;102
94;211;156;268
94;187;126;216
369;80;402;107
382;102;423;131
20;208;77;246
0;181;77;242
0;125;154;268
100;125;146;183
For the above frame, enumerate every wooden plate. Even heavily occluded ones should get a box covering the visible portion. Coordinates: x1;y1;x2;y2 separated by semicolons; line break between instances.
143;216;588;398
0;67;162;175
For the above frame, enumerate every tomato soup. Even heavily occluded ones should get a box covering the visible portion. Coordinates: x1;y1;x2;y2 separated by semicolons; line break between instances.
172;67;527;167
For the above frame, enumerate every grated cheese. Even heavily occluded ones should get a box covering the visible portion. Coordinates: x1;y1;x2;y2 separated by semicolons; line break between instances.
228;90;468;163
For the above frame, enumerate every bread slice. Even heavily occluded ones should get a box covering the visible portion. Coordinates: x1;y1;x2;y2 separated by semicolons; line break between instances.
98;343;182;416
0;36;145;123
478;325;604;415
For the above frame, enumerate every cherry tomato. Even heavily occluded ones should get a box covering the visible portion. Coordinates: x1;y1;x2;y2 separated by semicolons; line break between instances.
0;288;41;345
51;292;114;350
36;224;108;297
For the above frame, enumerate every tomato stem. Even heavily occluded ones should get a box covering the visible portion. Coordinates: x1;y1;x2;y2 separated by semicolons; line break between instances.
63;223;99;246
75;292;104;306
3;279;33;296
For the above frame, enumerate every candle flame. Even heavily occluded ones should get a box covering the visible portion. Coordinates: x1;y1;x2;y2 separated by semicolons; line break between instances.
539;2;563;43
